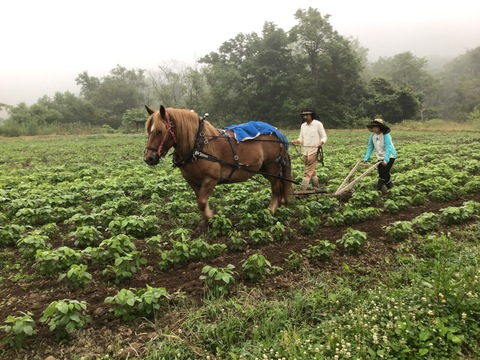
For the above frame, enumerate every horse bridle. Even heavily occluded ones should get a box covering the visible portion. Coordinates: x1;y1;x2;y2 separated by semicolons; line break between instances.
146;111;177;157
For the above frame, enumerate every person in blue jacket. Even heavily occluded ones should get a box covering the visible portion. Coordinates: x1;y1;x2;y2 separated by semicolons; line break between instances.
362;118;397;190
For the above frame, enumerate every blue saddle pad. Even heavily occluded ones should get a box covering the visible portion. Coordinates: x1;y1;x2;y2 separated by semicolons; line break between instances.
225;121;289;149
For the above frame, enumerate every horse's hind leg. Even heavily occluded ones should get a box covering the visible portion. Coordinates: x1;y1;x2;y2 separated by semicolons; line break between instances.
268;179;282;215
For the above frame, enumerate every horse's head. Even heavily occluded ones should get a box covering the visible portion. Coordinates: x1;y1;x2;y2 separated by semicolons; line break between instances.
144;105;177;166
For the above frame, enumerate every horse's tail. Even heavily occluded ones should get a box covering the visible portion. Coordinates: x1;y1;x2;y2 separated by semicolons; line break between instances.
281;149;293;205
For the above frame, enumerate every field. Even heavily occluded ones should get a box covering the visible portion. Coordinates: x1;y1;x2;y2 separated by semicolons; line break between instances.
1;129;480;359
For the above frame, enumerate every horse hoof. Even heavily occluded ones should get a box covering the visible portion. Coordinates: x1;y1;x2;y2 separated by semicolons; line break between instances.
195;221;209;233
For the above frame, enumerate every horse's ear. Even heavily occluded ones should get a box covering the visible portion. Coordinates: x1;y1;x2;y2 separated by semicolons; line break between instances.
160;105;166;119
145;105;155;115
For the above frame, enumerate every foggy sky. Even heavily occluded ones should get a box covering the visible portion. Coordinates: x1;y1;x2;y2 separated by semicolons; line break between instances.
1;0;479;108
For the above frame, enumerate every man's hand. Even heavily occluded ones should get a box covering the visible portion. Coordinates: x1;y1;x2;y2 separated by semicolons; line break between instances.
291;140;300;145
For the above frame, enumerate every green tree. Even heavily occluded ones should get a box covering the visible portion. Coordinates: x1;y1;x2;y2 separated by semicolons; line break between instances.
368;52;438;120
37;92;96;125
288;7;365;127
200;31;262;125
365;77;420;123
121;108;148;133
438;46;480;120
76;65;146;128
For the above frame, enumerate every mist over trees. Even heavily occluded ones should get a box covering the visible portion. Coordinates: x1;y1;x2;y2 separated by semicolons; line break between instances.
1;7;479;135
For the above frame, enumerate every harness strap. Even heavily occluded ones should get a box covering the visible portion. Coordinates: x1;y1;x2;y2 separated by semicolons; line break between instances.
224;132;240;182
192;150;300;185
173;116;206;167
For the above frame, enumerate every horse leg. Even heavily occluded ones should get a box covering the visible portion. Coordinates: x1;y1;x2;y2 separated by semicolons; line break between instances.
195;179;217;230
267;179;282;215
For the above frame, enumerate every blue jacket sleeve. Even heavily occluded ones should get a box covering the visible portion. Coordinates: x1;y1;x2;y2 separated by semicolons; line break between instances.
363;134;374;161
383;133;397;163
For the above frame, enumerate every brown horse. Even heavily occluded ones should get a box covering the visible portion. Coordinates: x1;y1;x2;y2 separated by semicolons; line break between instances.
143;105;293;227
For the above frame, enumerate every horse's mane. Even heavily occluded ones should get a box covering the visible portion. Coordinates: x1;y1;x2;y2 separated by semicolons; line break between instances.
147;108;218;155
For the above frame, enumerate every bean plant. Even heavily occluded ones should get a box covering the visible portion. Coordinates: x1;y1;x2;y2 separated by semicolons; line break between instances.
337;228;368;254
241;253;275;283
58;263;92;288
40;300;90;340
199;264;236;298
1;311;36;349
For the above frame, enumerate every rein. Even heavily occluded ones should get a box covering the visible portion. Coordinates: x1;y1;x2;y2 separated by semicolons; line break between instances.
291;144;325;166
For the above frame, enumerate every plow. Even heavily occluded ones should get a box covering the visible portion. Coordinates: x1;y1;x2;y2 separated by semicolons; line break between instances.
293;160;380;198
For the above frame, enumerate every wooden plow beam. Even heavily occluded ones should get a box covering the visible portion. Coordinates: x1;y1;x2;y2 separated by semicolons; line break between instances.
293;161;379;197
333;161;379;196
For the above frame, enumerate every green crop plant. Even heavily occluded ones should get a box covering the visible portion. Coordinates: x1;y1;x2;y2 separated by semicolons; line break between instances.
208;214;233;237
337;228;368;254
69;225;103;248
304;240;337;262
199;264;236;298
1;311;36;349
40;299;90;340
0;224;26;248
137;285;171;318
299;215;321;235
58;264;92;288
241;253;276;283
93;234;136;262
17;234;51;259
104;289;139;321
103;251;147;283
34;246;82;276
225;230;247;252
107;214;158;237
248;228;274;246
189;239;226;261
384;220;414;242
440;206;475;225
412;212;440;234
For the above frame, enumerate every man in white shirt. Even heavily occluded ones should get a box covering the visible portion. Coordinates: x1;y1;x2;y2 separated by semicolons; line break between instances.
291;108;328;191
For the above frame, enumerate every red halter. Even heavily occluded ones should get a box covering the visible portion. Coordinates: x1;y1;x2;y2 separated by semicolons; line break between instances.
148;111;177;157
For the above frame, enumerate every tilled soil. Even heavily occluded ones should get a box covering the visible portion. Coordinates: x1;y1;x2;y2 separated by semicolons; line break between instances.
1;193;479;359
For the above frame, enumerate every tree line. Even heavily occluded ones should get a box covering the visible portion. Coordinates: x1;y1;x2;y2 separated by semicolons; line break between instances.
1;7;479;135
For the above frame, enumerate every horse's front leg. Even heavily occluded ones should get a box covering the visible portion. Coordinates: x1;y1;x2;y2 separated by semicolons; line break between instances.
191;179;217;230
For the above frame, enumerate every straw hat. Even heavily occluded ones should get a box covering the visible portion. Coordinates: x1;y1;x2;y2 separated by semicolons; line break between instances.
366;118;390;133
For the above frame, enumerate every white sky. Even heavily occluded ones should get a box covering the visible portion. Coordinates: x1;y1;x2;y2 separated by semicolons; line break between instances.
1;0;479;106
